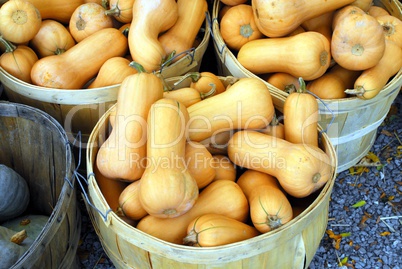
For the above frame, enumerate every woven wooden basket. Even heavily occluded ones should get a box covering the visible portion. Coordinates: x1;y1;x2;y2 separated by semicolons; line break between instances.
0;14;210;146
211;0;402;173
0;101;81;268
84;76;337;269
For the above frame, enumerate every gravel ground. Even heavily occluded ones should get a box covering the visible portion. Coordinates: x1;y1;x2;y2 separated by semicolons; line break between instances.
77;91;402;268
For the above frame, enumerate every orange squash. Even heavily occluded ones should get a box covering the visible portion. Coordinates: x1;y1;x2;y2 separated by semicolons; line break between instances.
158;0;207;62
93;161;128;213
176;71;227;96
345;39;402;99
187;77;275;142
237;170;293;233
220;4;263;51
211;154;237;182
266;72;300;93
368;5;389;18
105;0;134;23
220;0;248;5
376;15;402;48
0;37;38;83
301;11;334;42
136;180;249;244
283;78;319;147
307;64;361;99
117;180;148;221
25;0;85;24
252;0;355;37
237;31;331;80
351;0;373;11
30;20;76;58
128;0;178;72
30;27;128;89
87;57;137;88
163;86;215;107
96;68;164;181
0;0;42;44
183;213;260;247
139;98;199;218
236;169;280;198
331;6;385;70
228;130;334;198
199;130;235;155
69;2;114;42
256;114;285;139
331;4;365;30
185;142;216;189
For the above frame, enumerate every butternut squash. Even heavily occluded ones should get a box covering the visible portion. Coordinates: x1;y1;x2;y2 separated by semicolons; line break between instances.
0;0;42;44
31;27;128;89
183;214;260;247
185;141;216;189
105;0;134;23
220;4;263;51
237;31;331;80
139;98;199;218
331;6;386;70
69;2;114;43
211;154;237;182
187;77;275;142
228;130;334;198
158;0;208;62
128;0;178;72
376;15;402;48
199;130;235;155
136;180;249;244
237;169;292;233
368;5;390;18
252;0;355;37
96;68;164;181
345;39;402;99
29;20;76;58
163;86;214;107
283;78;319;147
307;64;361;99
301;11;334;42
266;72;300;93
25;0;85;24
87;57;137;88
0;37;38;83
117;180;148;221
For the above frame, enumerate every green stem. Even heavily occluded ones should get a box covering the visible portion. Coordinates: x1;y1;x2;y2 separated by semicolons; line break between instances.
129;61;147;73
200;83;216;99
173;72;201;87
297;77;307;93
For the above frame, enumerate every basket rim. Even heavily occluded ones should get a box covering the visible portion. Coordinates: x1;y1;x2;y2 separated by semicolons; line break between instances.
84;77;338;264
0;11;212;105
211;0;402;110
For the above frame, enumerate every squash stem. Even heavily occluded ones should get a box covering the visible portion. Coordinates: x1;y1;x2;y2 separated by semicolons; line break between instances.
173;72;201;87
200;83;216;99
104;7;120;17
312;173;321;183
183;230;198;246
129;61;147;73
0;35;16;53
10;230;27;245
344;87;365;96
297;77;307;93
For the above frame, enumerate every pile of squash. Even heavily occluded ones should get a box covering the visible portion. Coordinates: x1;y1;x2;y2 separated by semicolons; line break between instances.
0;164;49;268
0;0;207;89
219;0;402;100
93;65;335;247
